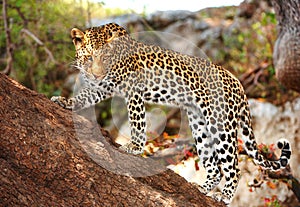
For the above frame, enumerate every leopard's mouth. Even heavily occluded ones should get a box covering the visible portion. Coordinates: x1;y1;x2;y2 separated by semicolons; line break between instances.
92;73;104;80
89;69;106;80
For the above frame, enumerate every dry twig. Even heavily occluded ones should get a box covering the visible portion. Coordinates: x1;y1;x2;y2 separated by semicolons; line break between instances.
2;0;13;75
21;28;56;64
239;145;300;202
239;62;270;93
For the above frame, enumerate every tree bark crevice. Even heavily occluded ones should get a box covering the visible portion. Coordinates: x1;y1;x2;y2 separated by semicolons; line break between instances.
0;74;225;207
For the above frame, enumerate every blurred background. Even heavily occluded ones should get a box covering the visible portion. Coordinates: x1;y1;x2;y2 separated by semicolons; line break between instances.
1;0;299;206
1;0;298;101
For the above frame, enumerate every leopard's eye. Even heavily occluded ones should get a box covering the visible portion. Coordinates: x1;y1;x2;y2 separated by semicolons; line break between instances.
88;56;93;61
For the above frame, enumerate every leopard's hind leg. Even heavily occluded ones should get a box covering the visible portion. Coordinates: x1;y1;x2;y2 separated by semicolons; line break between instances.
212;120;240;204
199;150;223;194
186;106;223;194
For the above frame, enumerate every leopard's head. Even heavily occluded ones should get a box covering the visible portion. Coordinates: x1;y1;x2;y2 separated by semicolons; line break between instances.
71;23;128;79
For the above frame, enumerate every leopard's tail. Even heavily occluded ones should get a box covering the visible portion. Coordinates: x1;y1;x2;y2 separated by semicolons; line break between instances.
251;138;291;171
240;94;291;171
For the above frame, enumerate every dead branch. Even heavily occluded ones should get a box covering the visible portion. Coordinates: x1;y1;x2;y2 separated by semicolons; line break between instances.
21;28;56;64
2;0;13;75
239;62;270;93
239;146;300;202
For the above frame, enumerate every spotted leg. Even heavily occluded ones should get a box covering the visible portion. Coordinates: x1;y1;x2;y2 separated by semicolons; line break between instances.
212;120;240;205
201;150;223;193
185;106;223;194
120;89;146;155
51;87;110;110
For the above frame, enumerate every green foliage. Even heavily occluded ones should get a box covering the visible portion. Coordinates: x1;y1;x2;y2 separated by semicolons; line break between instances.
1;0;90;96
214;10;290;101
221;11;277;74
1;0;137;96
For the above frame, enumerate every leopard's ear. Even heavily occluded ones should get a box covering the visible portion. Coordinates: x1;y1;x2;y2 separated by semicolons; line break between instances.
71;28;84;49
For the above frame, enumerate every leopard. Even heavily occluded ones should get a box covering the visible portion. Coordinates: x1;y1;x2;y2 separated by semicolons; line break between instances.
51;23;291;204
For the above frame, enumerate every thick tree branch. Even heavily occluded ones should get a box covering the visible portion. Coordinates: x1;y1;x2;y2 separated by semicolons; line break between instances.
0;74;225;207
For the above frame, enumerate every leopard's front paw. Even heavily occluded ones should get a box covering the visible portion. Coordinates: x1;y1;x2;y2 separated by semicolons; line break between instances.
119;142;144;155
51;96;74;110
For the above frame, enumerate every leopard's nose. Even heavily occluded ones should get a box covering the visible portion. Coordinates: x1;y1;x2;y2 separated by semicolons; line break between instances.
92;73;101;80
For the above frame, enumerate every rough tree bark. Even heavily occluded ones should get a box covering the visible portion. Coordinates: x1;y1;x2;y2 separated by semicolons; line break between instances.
272;0;300;93
0;73;225;207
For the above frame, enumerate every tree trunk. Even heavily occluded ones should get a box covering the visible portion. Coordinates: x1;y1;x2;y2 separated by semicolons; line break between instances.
272;0;300;93
0;73;225;207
